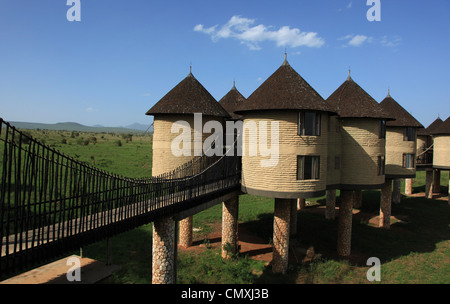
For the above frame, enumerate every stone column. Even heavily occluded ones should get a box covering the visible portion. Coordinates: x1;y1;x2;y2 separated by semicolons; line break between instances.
272;198;292;274
392;179;402;204
337;190;354;257
425;170;434;199
152;216;175;284
380;179;392;229
179;216;193;248
405;178;413;196
353;190;362;209
290;200;298;236
433;169;441;194
325;190;336;220
297;198;306;211
222;196;239;259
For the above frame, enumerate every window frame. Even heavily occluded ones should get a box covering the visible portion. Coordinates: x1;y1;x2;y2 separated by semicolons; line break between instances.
402;153;415;169
298;111;322;137
403;127;416;142
297;155;320;180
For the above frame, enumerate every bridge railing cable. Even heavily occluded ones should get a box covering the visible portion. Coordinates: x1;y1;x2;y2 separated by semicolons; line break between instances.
0;118;240;278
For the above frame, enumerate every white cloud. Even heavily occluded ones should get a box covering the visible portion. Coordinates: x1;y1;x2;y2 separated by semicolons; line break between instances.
194;15;325;50
380;35;402;47
347;2;353;9
141;93;151;97
339;34;373;47
85;107;97;113
339;34;401;48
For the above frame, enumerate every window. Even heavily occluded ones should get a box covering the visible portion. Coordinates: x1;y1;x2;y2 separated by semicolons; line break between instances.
379;120;386;139
378;155;385;176
298;111;321;136
297;156;320;180
403;154;415;169
404;127;416;142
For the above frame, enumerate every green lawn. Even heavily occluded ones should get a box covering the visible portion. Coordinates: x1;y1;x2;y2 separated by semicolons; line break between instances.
8;129;450;284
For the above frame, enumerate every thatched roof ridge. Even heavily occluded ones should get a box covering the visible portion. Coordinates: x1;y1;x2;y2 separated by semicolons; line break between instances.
146;72;229;117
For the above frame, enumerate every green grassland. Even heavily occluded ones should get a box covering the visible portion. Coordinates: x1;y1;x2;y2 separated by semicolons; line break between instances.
6;129;450;284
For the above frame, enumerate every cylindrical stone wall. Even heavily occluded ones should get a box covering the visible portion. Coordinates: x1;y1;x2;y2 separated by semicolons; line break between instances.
433;135;450;169
241;111;329;199
325;190;336;220
340;119;385;189
222;196;239;258
152;217;175;284
380;179;392;229
179;217;193;248
385;127;417;178
337;190;354;257
272;198;292;274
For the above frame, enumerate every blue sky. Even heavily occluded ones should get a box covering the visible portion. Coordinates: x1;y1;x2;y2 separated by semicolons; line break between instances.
0;0;449;128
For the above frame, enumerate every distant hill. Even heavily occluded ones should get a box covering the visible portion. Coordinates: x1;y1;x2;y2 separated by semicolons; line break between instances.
9;121;153;133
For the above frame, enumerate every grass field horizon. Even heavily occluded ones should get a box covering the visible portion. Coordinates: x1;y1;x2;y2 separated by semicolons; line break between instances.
6;128;450;284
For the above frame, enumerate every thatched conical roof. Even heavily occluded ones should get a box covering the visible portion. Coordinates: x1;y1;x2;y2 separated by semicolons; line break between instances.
379;93;423;128
326;75;393;120
431;116;450;135
146;72;229;117
235;59;335;114
219;83;246;120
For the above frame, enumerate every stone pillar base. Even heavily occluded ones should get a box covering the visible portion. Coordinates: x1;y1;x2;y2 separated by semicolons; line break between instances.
325;190;336;220
272;198;292;274
425;170;433;199
179;216;193;248
152;216;175;284
297;198;306;211
353;190;362;209
337;190;353;257
433;169;441;194
222;196;239;259
380;179;392;229
405;178;413;196
392;179;401;204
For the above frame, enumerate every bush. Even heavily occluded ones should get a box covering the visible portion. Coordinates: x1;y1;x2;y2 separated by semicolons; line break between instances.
116;140;122;147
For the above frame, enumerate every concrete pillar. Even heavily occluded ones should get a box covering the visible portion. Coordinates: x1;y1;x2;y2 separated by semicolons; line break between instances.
179;216;193;248
425;170;434;199
337;190;354;257
325;190;336;220
353;190;362;209
222;196;239;259
297;198;306;210
392;179;402;204
290;200;298;236
405;178;413;196
433;169;441;194
272;198;292;274
152;216;175;284
380;179;392;229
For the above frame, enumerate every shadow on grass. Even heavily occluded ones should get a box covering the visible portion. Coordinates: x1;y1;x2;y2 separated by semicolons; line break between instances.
242;191;450;283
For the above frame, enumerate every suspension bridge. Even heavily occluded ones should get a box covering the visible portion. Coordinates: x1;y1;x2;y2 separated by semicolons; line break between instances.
0;118;241;278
